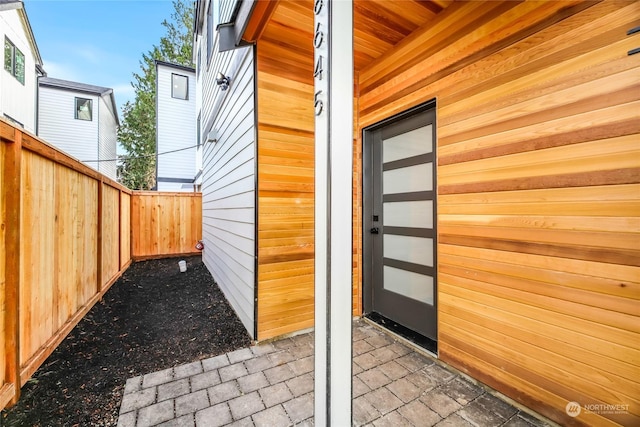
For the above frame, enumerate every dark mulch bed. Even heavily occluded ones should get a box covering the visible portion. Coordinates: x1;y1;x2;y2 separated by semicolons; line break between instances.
1;256;251;427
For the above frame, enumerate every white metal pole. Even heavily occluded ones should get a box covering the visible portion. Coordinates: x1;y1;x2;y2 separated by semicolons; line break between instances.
314;0;353;425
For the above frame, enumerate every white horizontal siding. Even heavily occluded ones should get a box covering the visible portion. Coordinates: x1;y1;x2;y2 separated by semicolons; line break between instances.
0;8;38;133
38;87;99;168
202;227;255;305
198;2;256;337
219;0;236;23
156;182;197;192
204;173;254;201
156;63;197;189
98;95;117;180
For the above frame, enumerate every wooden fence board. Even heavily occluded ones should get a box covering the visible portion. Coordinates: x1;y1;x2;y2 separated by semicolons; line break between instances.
1;128;20;407
0;139;5;402
130;192;202;259
120;192;131;268
1;120;202;410
54;167;75;329
102;185;120;288
20;151;56;366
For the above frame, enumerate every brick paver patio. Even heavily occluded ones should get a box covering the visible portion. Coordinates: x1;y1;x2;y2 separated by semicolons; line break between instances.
117;319;552;427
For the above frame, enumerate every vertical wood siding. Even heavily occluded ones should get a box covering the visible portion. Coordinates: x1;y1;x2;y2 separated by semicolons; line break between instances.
358;1;640;426
255;0;361;340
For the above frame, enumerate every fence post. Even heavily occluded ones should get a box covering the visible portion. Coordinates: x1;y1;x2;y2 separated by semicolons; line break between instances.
130;193;138;259
97;179;103;293
118;189;122;272
4;128;22;404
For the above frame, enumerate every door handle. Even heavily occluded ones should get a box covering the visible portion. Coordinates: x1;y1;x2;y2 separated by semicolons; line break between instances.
370;227;379;234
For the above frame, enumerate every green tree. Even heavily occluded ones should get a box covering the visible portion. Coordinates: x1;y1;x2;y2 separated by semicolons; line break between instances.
118;0;194;189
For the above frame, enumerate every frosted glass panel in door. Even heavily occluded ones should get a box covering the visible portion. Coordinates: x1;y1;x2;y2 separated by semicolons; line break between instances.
383;124;433;163
383;162;433;194
384;235;434;267
383;201;433;228
383;266;434;305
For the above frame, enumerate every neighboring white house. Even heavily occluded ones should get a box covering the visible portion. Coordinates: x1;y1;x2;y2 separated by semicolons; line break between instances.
0;0;45;134
155;60;198;191
194;0;256;337
38;77;119;180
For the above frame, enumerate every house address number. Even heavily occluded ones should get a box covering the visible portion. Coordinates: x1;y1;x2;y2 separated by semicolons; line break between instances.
314;0;324;117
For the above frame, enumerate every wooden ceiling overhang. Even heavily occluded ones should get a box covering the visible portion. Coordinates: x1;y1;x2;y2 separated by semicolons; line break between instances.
241;0;453;72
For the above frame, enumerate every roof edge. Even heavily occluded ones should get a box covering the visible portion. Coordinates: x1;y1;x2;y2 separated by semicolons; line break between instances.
2;1;44;66
39;77;111;95
154;59;196;74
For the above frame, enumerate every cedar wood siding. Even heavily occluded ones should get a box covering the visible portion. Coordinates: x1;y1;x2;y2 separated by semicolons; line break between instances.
255;0;361;341
200;0;256;338
246;0;640;424
357;1;639;426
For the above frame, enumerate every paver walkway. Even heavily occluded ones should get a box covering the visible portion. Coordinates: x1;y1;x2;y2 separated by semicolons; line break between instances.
117;320;552;427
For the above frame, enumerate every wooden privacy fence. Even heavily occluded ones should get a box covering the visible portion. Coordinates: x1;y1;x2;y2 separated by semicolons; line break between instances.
0;119;202;409
131;191;203;260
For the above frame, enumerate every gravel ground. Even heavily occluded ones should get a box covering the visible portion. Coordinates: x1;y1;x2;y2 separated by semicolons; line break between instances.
1;256;251;427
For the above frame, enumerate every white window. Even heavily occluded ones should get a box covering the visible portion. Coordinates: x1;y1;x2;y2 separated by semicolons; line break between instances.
75;97;93;121
4;37;25;85
172;73;188;100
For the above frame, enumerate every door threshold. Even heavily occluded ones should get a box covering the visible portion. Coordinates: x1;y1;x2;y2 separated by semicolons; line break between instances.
364;312;438;357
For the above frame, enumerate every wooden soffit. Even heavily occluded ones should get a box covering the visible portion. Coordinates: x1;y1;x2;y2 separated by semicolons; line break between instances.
242;0;453;71
243;0;281;43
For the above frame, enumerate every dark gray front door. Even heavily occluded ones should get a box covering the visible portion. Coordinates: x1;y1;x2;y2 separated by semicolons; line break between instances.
364;104;437;341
